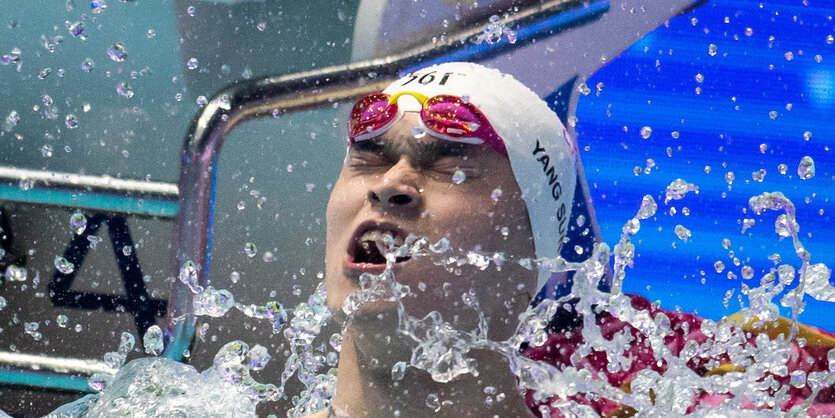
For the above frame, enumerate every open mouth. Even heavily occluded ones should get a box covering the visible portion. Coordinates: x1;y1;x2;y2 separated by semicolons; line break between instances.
344;221;411;273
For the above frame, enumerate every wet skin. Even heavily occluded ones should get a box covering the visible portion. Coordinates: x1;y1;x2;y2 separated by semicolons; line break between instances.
323;112;538;417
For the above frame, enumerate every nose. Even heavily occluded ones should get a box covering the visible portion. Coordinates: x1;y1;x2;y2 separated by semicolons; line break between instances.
368;159;422;212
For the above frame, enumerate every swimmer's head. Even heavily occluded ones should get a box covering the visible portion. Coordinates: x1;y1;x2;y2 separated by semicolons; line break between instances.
325;62;577;337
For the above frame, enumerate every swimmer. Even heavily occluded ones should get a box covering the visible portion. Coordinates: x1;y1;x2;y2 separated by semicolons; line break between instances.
309;62;835;417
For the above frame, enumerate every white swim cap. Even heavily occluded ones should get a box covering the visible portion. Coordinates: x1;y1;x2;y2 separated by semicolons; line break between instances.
382;62;578;292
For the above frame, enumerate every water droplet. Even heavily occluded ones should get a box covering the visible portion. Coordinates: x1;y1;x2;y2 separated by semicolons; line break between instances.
674;225;691;241
640;126;652;139
759;143;768;153
41;145;53;157
5;110;20;129
622;218;640;235
694;73;704;83
425;393;441;412
595;82;604;93
193;286;235;317
745;27;753;36
636;195;657;219
230;271;240;284
724;171;735;185
54;256;75;274
5;265;28;281
81;58;95;72
67;21;85;38
143;325;164;355
64;114;78;129
797;156;815;179
56;314;69;327
500;226;509;237
751;169;766;182
147;29;156;38
490;188;503;201
778;163;788;174
451;170;466;184
107;43;127;62
116;82;134;99
410;126;426;138
256;22;267;32
774;214;799;237
186;5;196;16
784;51;794;61
248;344;271;370
708;44;718;56
196;95;208;106
740;265;754;279
391;361;406;381
186;57;198;70
429;237;450;253
768;110;778;120
803;131;812;141
122;245;132;256
244;242;257;257
578;83;591;96
70;212;87;234
714;261;725;273
574;245;584;255
38;67;52;79
91;0;106;13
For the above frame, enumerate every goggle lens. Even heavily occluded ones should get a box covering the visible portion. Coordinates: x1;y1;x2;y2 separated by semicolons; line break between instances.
348;93;397;140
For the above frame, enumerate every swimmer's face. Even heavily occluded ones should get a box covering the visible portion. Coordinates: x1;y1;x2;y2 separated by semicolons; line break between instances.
325;112;536;337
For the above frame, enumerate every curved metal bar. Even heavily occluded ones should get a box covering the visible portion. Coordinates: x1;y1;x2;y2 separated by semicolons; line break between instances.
164;0;603;359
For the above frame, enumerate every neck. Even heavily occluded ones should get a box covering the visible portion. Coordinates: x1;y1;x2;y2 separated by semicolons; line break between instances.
331;332;532;417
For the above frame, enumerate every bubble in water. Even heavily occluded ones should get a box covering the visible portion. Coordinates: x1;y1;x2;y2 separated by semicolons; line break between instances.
759;143;768;153
187;57;198;70
451;170;466;184
490;188;503;201
797;156;815;179
714;260;725;273
196;95;208;107
56;314;69;327
64;114;78;129
391;361;406;381
186;5;196;16
54;256;75;274
230;271;240;284
425;393;441;412
107;43;127;62
122;245;132;256
674;225;691;241
143;325;164;355
803;131;812;141
708;43;717;56
69;211;87;234
244;242;257;257
636;195;657;219
5;265;27;281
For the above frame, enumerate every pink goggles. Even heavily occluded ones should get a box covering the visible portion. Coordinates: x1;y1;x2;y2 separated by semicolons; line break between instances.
348;91;507;156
